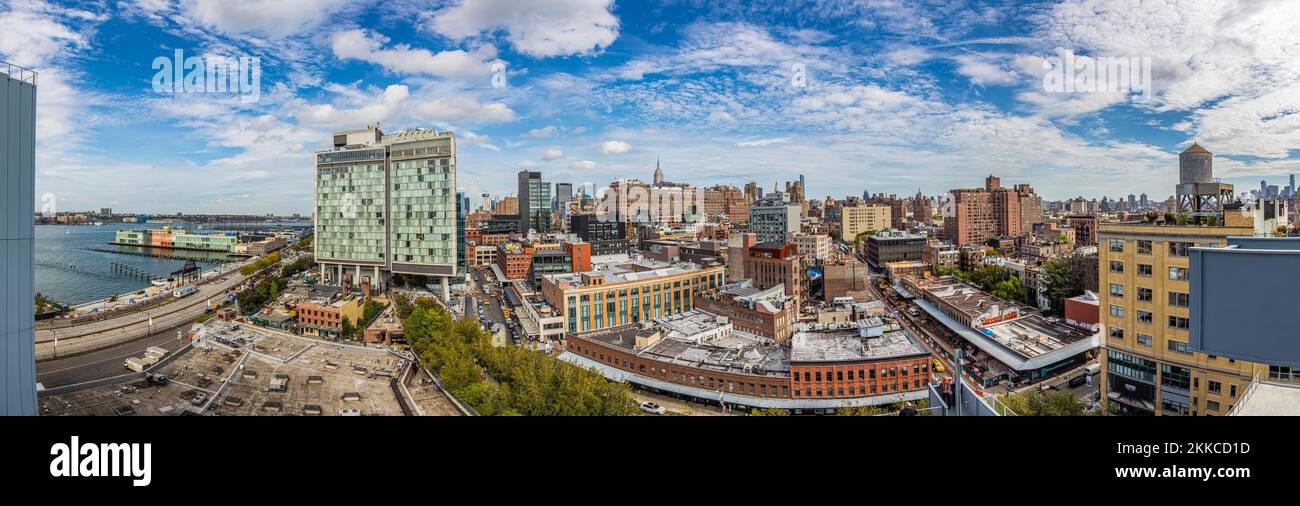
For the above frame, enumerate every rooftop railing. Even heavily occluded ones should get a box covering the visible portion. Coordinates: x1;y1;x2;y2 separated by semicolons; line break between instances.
2;61;38;85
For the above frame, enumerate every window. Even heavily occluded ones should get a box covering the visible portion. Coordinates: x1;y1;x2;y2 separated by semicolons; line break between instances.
1168;292;1189;307
1137;310;1152;324
1109;238;1124;252
1270;365;1299;382
1168;267;1188;281
1206;400;1220;412
1137;240;1152;255
1108;327;1124;340
1110;305;1125;318
1168;340;1192;355
1207;381;1221;394
1109;261;1124;273
1137;334;1152;346
1168;316;1190;330
1169;242;1192;257
1161;364;1190;390
1108;350;1155;382
1137;287;1153;302
1109;283;1125;297
1138;264;1153;277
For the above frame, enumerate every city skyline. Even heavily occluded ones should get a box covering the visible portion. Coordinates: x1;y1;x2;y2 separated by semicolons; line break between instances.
6;1;1300;215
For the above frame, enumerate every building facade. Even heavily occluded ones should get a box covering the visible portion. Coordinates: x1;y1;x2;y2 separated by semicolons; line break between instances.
748;195;801;243
1098;217;1261;416
839;204;891;241
1;63;37;415
518;170;552;234
314;127;458;295
539;260;726;334
866;229;925;268
744;242;805;301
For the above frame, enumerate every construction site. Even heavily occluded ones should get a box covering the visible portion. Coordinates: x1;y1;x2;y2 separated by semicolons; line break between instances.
38;321;462;416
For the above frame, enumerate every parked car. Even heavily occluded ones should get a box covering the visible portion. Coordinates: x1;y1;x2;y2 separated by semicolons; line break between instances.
640;401;666;415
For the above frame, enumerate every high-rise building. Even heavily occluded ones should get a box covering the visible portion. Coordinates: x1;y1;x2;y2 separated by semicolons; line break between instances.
518;170;552;234
839;204;891;242
1099;215;1257;415
2;63;38;416
314;127;458;296
942;175;1037;246
555;182;574;209
653;158;665;186
749;195;801;243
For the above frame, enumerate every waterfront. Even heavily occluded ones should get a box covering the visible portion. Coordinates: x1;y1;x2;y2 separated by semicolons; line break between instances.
34;222;306;306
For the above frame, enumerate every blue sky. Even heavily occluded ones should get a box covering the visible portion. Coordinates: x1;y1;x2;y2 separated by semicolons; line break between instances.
3;0;1300;214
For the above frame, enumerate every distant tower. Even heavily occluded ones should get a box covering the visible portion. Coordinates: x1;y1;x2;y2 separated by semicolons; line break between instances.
653;157;664;186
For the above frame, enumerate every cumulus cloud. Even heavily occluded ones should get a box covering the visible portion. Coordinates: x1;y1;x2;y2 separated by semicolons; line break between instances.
428;0;619;58
571;160;598;170
526;125;559;138
180;0;350;38
954;54;1018;85
599;140;631;154
288;84;410;130
414;95;517;124
542;148;564;160
331;29;498;77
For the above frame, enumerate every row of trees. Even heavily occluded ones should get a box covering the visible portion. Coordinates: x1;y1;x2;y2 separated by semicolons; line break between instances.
239;252;282;276
999;389;1095;416
399;294;640;416
944;264;1028;304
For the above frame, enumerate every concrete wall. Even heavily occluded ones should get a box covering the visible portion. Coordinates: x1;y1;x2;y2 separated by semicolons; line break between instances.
1190;237;1300;368
2;71;37;415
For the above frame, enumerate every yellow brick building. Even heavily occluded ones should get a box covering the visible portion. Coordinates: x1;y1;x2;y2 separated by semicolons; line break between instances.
1097;212;1265;416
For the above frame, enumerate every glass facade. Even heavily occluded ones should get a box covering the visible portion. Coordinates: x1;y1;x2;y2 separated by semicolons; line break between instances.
314;130;458;281
316;149;387;263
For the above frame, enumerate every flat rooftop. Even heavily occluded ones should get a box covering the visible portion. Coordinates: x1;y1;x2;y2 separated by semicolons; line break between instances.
1230;381;1300;416
544;258;709;287
789;324;926;363
577;311;788;376
905;275;1097;370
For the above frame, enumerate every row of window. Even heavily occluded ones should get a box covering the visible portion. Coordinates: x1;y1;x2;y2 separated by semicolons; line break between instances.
1107;261;1188;281
793;362;928;383
1108;239;1195;257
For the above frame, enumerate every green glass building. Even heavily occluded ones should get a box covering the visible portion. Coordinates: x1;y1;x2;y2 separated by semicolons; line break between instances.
315;128;458;295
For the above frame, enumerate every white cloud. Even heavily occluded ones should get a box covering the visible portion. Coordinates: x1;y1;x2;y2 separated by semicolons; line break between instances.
180;0;350;38
429;0;619;58
414;95;517;124
571;160;597;170
599;140;631;154
737;137;789;147
542;148;564;161
288;84;410;130
954;54;1017;85
331;29;498;78
526;125;559;138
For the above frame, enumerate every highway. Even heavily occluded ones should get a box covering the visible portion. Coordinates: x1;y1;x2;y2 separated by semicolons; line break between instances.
36;320;193;388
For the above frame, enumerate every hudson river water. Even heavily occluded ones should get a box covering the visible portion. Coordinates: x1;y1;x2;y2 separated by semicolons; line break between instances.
34;222;307;306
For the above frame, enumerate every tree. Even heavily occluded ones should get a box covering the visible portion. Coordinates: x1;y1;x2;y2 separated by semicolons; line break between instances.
750;407;790;416
837;405;888;416
970;264;1010;292
1041;257;1085;316
992;277;1026;302
1000;390;1089;416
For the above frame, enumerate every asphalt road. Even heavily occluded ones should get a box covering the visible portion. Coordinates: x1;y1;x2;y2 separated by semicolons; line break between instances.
35;319;193;388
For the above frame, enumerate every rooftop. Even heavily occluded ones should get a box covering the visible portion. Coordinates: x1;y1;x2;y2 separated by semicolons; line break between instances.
1229;380;1300;416
544;258;713;287
789;320;926;363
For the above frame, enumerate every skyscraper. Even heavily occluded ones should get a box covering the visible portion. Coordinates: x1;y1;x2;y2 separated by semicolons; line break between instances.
315;127;458;297
2;62;37;416
518;170;552;234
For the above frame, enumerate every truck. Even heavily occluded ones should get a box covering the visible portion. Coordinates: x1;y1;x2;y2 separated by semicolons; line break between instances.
124;347;171;372
173;284;198;298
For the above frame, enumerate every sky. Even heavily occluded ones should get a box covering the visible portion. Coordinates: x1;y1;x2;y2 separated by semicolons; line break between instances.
3;0;1300;215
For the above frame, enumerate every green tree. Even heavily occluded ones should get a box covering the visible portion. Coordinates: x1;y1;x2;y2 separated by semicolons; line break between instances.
992;277;1026;302
1041;257;1085;316
837;405;888;416
750;407;791;416
1000;390;1089;416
